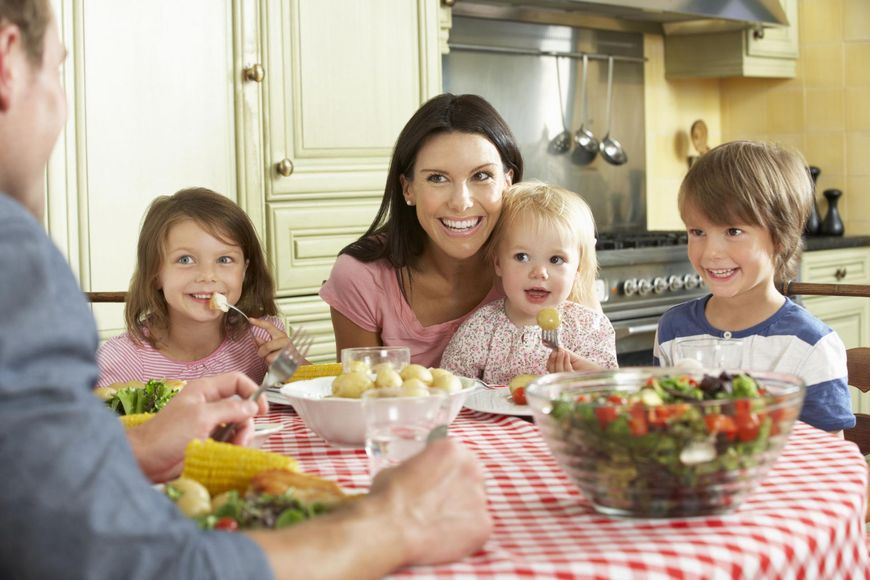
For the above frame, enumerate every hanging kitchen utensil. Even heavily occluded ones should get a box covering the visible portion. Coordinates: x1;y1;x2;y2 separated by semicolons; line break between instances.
572;54;598;165
599;56;627;166
548;56;571;155
690;120;710;155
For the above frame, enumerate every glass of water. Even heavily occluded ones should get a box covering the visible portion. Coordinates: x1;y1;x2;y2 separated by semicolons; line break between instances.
362;387;447;480
673;337;744;370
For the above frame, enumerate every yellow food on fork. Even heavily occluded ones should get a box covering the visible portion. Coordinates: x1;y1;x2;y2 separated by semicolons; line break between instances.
536;307;561;331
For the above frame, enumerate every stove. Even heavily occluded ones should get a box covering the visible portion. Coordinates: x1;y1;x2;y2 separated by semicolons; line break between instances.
594;231;706;365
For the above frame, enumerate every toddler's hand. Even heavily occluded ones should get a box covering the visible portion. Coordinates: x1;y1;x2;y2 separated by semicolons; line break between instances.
547;347;603;373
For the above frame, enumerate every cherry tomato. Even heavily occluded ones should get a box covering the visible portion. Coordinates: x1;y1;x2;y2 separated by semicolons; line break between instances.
606;394;627;405
511;387;527;406
704;413;736;440
628;403;648;436
214;517;239;532
595;406;618;429
735;411;761;442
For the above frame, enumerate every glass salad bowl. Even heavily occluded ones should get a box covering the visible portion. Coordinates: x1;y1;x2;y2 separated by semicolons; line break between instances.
525;368;805;518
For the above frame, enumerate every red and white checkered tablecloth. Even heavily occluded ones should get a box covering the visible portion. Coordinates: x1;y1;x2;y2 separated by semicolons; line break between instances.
260;405;869;579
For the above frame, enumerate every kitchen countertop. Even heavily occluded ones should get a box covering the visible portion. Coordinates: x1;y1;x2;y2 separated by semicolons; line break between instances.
803;235;870;252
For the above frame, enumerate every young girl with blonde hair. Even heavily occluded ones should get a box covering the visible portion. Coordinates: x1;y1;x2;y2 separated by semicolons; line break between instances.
441;182;617;385
97;187;292;386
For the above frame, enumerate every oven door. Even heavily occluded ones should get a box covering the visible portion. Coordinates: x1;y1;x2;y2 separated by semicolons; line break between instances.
611;315;660;367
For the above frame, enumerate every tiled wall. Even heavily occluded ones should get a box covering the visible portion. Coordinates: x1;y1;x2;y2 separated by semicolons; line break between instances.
721;0;870;235
645;0;870;235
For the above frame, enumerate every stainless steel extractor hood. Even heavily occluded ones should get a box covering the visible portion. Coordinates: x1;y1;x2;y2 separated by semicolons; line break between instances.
451;0;790;35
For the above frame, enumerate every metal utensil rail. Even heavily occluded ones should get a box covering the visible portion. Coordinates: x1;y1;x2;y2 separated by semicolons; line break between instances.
448;42;647;63
778;280;870;298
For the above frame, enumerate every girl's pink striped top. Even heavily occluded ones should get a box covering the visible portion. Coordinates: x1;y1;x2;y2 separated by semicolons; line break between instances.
95;315;284;386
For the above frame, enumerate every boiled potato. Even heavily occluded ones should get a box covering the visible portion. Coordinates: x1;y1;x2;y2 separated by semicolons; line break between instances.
347;360;371;375
374;367;403;389
400;378;430;397
536;307;561;331
331;371;374;398
168;477;211;518
400;364;433;385
429;368;462;393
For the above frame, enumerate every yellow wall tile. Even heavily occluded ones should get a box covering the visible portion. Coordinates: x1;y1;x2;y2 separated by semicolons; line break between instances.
801;0;844;43
846;88;870;130
767;89;804;133
844;0;870;41
721;79;774;136
804;89;845;131
845;175;870;215
845;43;870;87
803;131;846;174
846;132;870;175
801;43;844;87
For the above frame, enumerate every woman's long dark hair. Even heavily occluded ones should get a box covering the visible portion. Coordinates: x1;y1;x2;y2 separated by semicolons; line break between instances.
341;93;523;269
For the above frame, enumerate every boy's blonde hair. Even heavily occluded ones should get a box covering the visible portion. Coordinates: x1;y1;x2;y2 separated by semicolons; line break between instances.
125;187;278;347
678;140;812;282
488;181;598;305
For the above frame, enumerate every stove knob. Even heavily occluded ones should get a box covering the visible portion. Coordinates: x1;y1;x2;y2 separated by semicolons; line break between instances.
622;278;638;297
653;277;668;294
696;274;706;288
637;279;653;296
683;273;699;290
667;275;684;291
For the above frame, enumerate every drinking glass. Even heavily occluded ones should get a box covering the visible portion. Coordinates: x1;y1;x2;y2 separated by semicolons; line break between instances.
673;337;744;370
362;388;447;479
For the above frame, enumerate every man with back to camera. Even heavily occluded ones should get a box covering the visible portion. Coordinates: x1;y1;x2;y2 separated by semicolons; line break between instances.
0;1;491;578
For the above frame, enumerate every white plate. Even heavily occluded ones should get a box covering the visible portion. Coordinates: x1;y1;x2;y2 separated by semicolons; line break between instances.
254;422;284;437
463;387;534;417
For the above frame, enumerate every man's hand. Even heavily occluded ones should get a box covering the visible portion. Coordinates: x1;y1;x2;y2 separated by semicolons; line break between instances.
127;372;267;482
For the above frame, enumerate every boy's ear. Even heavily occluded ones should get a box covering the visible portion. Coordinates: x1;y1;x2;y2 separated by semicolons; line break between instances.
0;24;23;112
493;253;503;277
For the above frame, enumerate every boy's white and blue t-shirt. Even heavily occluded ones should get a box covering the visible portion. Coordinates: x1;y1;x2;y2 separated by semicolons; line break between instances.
654;296;855;432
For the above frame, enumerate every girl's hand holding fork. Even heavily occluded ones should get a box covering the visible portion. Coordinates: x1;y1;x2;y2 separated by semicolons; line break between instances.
248;318;310;365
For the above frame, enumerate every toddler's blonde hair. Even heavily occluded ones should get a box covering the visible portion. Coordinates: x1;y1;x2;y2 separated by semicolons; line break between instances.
488;181;598;305
678;140;812;282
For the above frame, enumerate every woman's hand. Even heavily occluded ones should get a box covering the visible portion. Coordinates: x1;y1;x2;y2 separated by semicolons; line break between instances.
126;372;267;482
547;348;603;373
248;318;307;365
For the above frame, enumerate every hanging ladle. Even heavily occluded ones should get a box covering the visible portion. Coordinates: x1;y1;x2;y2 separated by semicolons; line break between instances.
599;56;628;166
548;56;571;155
572;54;598;165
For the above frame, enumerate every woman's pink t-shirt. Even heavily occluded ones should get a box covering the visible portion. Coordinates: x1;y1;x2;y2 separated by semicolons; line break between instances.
320;254;502;367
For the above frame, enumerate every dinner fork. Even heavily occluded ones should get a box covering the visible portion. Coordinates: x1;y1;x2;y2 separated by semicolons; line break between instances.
211;327;313;442
541;327;561;350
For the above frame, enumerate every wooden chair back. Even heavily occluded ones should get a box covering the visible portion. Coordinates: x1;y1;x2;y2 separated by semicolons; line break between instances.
845;347;870;455
85;292;127;303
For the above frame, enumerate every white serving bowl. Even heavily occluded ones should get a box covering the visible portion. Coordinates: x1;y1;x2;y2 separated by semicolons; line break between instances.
279;376;480;447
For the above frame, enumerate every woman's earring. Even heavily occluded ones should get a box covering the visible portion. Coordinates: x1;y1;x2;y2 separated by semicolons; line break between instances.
406;199;414;206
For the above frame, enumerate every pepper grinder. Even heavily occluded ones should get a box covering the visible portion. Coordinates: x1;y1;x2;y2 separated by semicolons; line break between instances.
820;188;844;236
805;166;821;235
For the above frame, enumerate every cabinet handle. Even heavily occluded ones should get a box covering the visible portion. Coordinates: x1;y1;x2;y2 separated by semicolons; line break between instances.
276;158;294;177
442;0;456;6
834;267;847;281
243;63;265;83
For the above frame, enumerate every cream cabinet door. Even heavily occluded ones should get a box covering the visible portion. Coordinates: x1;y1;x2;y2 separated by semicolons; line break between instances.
277;296;338;363
46;0;241;340
261;0;441;200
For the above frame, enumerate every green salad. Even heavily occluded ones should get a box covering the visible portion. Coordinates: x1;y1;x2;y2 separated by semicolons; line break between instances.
547;372;797;516
103;379;183;415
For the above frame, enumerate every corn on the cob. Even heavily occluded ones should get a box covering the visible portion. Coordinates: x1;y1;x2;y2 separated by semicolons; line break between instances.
119;412;155;429
182;438;299;495
286;362;342;383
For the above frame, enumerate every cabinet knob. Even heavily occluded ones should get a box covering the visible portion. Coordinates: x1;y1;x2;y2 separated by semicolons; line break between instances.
276;158;294;177
243;63;265;83
834;267;847;281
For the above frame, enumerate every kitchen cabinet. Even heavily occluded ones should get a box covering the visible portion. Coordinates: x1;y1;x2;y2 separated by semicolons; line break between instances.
799;246;870;414
664;0;798;79
45;0;446;362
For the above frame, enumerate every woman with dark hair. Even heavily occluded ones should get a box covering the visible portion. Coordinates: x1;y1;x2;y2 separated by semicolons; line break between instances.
320;93;524;366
